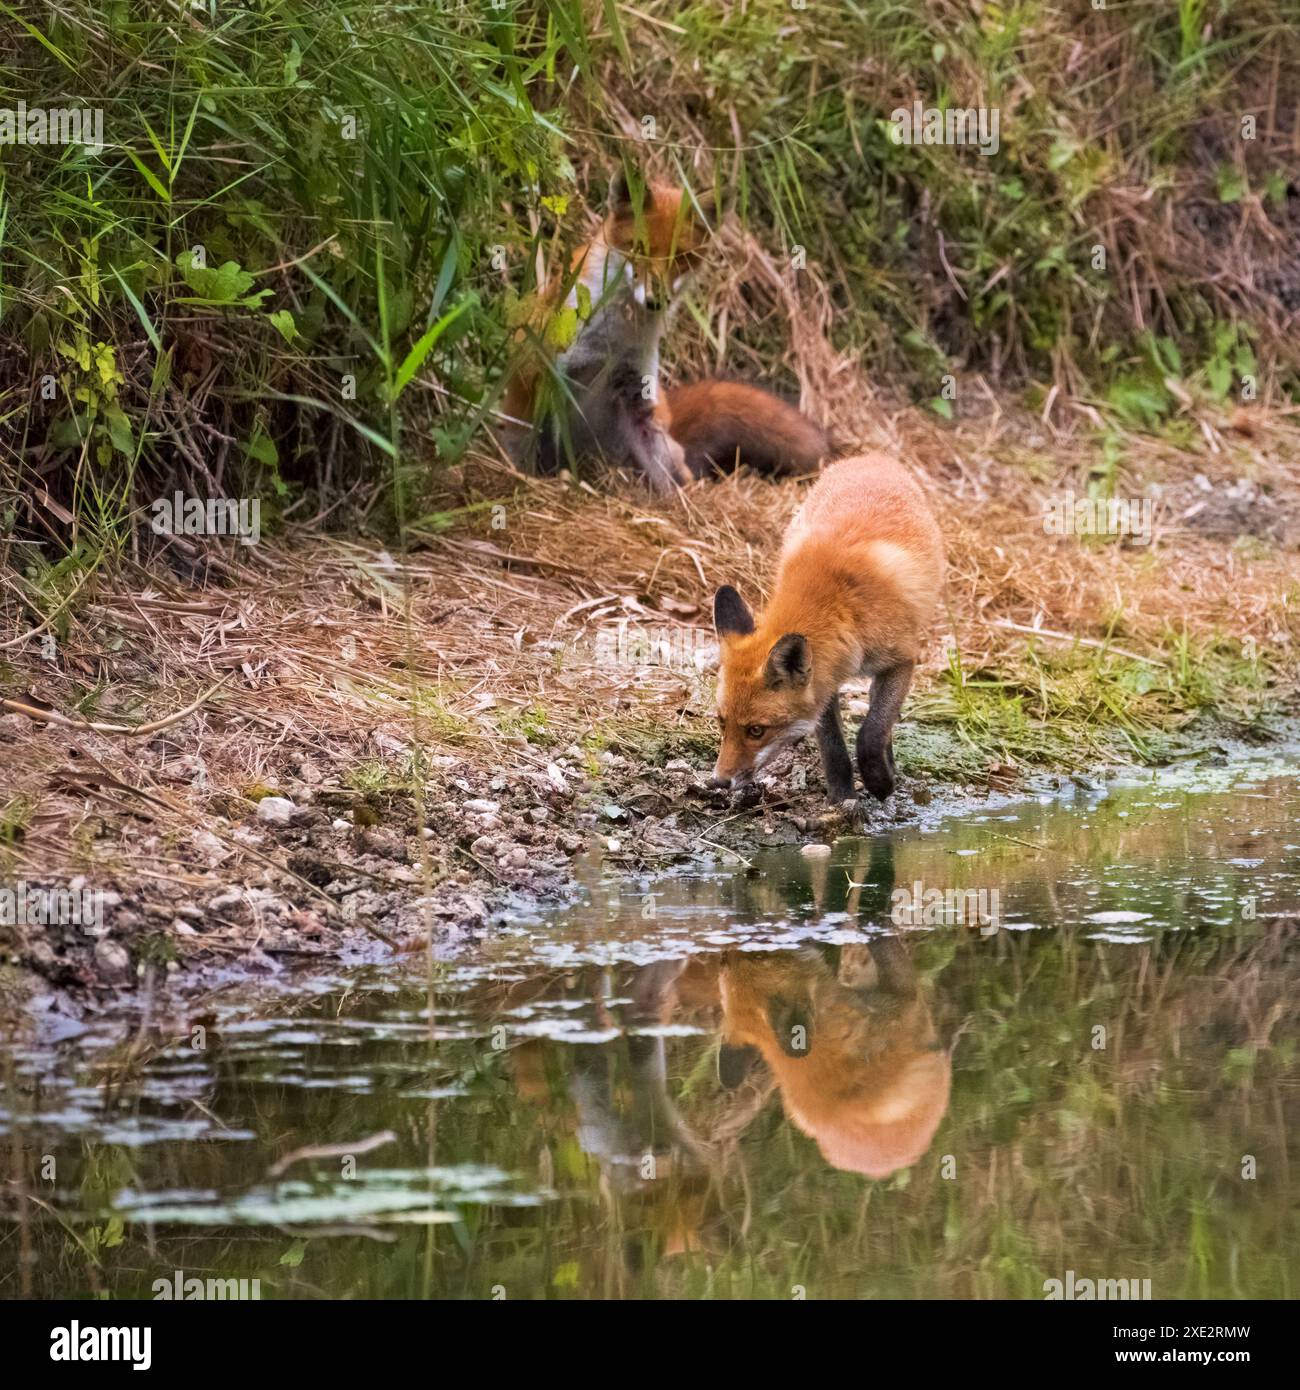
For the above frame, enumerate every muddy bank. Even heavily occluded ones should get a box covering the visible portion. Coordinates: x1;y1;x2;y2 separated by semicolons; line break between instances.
2;695;1288;1025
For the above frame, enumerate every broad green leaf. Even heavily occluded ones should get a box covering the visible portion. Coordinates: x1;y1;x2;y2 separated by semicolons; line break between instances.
393;298;474;397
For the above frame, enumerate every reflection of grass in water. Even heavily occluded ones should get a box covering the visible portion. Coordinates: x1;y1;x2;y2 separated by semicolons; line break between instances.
8;784;1298;1299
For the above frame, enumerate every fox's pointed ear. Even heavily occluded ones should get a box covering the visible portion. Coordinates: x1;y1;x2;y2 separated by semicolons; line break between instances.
714;585;755;639
764;633;810;688
610;167;652;215
718;1042;761;1089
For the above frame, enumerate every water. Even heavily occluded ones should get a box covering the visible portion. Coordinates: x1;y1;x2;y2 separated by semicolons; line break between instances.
3;757;1298;1299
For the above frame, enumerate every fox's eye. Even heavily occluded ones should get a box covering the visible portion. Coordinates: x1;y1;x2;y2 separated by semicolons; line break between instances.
745;724;766;741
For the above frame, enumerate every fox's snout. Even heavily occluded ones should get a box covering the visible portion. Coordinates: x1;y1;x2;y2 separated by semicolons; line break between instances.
629;271;671;314
711;739;757;789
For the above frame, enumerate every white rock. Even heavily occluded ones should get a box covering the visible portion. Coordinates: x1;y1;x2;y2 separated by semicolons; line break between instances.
256;796;295;826
93;938;131;980
801;843;832;858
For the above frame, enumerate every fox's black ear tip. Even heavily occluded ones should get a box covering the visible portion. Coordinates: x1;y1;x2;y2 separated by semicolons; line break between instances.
609;167;650;211
714;585;755;637
718;1042;761;1090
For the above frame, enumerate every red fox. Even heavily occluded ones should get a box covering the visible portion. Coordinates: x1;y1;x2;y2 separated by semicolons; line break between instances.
501;170;827;490
717;941;951;1178
712;453;945;802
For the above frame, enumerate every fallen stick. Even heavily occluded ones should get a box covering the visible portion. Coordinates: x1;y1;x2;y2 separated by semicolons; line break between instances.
268;1130;398;1179
1;672;235;736
989;618;1165;667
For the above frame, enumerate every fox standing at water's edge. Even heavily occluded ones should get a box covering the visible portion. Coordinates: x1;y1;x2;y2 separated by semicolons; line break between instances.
501;170;828;490
713;454;945;804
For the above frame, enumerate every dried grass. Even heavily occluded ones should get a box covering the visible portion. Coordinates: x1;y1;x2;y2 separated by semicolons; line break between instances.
1;401;1297;927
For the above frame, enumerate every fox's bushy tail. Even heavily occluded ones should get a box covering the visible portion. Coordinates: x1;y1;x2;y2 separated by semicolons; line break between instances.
664;380;828;479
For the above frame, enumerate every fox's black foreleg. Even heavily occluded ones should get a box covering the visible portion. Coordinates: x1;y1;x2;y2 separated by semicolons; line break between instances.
856;662;914;801
816;693;856;803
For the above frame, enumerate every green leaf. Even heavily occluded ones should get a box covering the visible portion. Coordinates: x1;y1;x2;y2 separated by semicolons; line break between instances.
284;40;303;85
245;432;278;466
1216;166;1246;204
111;269;161;353
1107;374;1170;429
279;1239;307;1267
393;298;474;397
545;305;578;351
106;405;134;456
175;254;270;307
125;147;170;204
267;309;298;344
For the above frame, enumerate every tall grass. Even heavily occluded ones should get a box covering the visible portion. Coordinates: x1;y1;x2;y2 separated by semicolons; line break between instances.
2;0;1297;553
0;0;579;544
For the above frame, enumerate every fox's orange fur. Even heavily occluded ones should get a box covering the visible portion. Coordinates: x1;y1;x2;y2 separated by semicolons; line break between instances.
718;943;950;1178
501;172;826;489
713;453;945;802
665;379;827;478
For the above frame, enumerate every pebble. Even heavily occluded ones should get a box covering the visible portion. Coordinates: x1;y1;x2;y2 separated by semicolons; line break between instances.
463;799;500;814
255;796;295;826
801;843;832;858
93;938;131;981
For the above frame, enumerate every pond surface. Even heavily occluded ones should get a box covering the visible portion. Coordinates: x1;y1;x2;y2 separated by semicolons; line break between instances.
3;756;1298;1299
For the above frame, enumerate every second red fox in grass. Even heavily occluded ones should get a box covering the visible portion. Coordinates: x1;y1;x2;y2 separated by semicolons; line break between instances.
502;171;827;490
712;453;944;803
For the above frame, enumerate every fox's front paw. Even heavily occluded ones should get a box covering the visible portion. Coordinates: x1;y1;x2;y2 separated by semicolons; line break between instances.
858;743;896;802
825;770;857;804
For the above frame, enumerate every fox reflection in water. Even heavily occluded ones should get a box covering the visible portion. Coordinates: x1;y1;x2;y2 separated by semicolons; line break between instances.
497;837;951;1262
